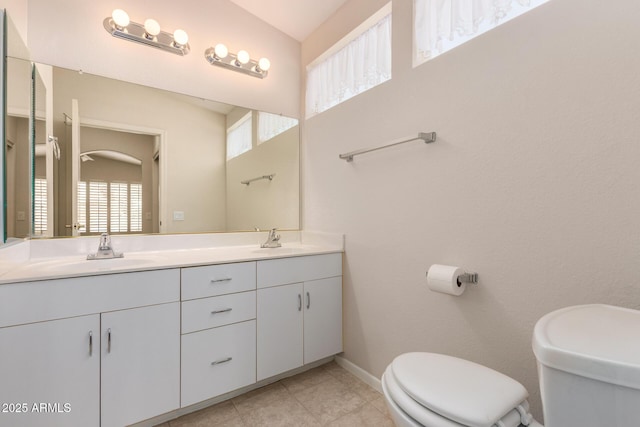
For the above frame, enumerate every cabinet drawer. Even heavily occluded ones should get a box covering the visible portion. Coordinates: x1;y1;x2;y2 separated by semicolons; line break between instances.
0;269;180;328
182;291;256;334
257;253;342;288
181;320;256;407
181;262;256;300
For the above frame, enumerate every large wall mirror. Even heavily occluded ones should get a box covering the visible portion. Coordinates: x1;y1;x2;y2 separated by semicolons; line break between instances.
4;55;300;240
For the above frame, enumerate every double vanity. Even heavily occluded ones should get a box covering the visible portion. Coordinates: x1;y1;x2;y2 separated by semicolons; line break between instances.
0;231;343;427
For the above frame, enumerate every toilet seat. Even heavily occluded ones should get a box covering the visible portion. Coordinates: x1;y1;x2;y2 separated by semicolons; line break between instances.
385;352;535;427
384;365;465;427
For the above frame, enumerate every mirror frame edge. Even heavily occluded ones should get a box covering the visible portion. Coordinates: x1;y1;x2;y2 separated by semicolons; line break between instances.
1;9;6;244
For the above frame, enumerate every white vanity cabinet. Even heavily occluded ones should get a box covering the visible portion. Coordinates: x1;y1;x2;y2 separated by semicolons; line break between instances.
101;302;180;427
0;269;180;427
0;247;344;423
180;262;257;407
0;314;100;427
256;253;343;381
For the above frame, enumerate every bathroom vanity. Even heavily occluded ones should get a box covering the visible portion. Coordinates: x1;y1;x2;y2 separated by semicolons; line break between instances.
0;232;343;427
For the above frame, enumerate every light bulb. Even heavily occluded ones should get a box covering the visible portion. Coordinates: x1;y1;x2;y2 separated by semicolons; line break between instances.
236;50;250;65
144;18;161;37
173;29;189;46
214;43;228;59
112;9;130;29
258;57;271;72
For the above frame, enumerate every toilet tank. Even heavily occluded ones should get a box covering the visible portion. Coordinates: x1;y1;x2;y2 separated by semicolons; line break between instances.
533;304;640;427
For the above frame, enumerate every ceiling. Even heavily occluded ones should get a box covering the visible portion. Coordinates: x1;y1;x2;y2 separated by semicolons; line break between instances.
228;0;350;42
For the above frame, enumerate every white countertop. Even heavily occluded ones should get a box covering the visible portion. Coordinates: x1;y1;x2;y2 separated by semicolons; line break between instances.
0;231;344;284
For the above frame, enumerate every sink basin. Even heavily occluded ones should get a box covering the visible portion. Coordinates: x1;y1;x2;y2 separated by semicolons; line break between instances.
250;246;310;255
29;255;164;274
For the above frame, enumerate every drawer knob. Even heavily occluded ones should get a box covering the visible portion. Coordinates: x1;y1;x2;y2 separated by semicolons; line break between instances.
210;278;232;283
211;357;233;366
211;308;233;315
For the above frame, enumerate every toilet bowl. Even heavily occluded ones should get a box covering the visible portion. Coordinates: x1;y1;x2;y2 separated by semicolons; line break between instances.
382;304;640;427
382;352;542;427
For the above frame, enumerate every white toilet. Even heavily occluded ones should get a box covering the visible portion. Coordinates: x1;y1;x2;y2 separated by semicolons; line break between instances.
382;304;640;427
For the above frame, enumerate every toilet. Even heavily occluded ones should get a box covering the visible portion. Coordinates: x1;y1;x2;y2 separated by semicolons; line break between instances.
382;304;640;427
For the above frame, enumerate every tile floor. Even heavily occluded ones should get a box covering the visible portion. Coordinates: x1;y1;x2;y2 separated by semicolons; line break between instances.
157;361;394;427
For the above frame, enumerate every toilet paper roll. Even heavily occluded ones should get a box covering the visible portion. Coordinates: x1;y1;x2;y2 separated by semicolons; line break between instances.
426;264;466;296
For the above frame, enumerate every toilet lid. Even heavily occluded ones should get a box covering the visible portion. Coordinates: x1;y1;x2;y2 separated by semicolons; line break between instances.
391;353;529;427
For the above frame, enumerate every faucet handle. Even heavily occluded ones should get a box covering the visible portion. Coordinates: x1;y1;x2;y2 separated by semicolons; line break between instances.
99;233;111;250
261;228;282;248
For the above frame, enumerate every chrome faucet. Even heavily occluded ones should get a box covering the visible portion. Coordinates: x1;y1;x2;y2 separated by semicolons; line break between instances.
87;233;124;260
261;228;282;248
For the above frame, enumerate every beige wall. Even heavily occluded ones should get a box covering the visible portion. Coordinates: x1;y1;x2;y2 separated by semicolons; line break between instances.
51;66;227;234
302;0;640;420
226;125;299;231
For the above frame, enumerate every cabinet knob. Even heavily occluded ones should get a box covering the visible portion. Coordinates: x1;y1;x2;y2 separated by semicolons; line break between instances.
298;294;302;311
89;331;93;356
107;328;112;353
306;292;311;309
211;308;233;315
210;277;232;283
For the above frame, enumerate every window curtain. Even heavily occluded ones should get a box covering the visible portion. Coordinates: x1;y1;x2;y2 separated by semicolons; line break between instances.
306;13;391;118
258;112;298;144
226;113;253;160
414;0;539;62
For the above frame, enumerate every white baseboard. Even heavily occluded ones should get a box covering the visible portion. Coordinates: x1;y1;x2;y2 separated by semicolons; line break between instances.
334;355;382;394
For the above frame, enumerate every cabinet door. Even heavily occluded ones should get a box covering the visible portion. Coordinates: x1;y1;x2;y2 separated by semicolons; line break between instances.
257;283;303;381
101;303;180;427
0;315;100;427
304;277;343;364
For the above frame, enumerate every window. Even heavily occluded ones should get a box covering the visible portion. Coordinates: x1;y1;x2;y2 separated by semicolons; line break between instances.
78;180;142;234
306;3;392;118
414;0;549;65
89;181;108;233
130;184;142;232
34;178;47;235
78;181;87;233
227;112;253;160
258;112;298;144
110;183;128;233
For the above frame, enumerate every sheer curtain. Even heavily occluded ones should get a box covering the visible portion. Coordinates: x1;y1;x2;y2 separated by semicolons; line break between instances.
414;0;547;64
306;13;392;118
226;113;252;160
258;112;298;144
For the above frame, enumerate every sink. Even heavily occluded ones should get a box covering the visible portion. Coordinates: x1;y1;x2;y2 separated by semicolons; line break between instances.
250;246;310;255
29;255;164;274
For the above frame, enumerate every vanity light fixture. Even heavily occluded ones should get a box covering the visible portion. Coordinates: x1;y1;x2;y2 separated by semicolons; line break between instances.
103;9;190;56
204;43;270;79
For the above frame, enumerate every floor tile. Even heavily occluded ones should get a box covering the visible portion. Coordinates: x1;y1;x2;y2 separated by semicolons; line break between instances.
370;395;392;417
325;366;381;402
160;360;393;427
281;365;334;394
230;381;286;406
295;376;366;424
169;400;241;427
326;403;395;427
232;382;291;413
236;395;321;427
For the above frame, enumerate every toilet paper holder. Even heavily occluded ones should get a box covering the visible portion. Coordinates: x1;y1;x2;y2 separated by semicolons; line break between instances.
456;272;479;286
